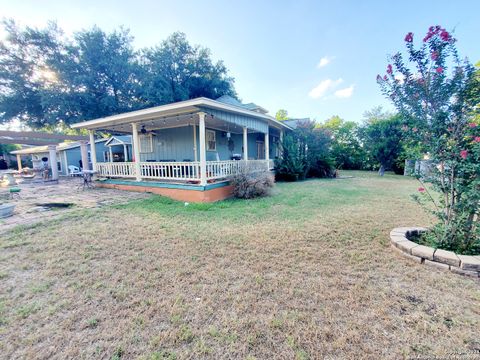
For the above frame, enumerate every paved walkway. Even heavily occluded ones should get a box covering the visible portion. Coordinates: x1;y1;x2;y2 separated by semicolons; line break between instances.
0;176;150;234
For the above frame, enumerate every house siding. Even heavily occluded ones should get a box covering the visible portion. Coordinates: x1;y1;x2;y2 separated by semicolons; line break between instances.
136;125;277;162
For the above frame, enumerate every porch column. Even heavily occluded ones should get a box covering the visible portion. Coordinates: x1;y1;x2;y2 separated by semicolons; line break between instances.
265;129;270;170
80;141;89;171
199;112;207;186
48;145;59;180
109;147;113;163
16;154;22;172
243;127;248;161
88;130;97;172
131;122;142;181
193;123;198;162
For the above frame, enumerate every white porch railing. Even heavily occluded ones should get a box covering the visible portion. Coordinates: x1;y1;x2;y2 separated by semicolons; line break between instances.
96;162;136;178
95;160;272;182
140;162;200;181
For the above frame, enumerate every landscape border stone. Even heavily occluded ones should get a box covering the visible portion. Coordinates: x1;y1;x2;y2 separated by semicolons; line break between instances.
390;227;479;279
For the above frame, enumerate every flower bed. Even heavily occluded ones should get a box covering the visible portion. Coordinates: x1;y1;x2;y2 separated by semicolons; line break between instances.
390;227;480;278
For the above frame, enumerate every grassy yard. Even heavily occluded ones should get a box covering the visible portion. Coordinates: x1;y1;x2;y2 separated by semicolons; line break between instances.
0;171;479;359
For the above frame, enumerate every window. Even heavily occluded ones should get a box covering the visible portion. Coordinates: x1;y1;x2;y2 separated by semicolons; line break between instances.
139;134;153;153
206;130;216;151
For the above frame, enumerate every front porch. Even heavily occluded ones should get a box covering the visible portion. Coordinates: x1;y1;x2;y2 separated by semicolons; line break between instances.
72;97;290;201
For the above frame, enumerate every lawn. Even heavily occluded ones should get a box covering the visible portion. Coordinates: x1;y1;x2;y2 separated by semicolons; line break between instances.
0;171;479;359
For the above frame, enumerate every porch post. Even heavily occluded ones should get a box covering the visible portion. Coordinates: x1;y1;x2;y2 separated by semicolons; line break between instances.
265;129;270;170
88;130;97;172
16;154;22;172
193;123;198;162
80;141;89;171
48;145;59;180
131;122;142;181
243;127;248;161
109;147;113;163
199;112;207;186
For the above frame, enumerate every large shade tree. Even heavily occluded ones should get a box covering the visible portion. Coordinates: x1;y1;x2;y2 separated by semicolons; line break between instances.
0;20;237;129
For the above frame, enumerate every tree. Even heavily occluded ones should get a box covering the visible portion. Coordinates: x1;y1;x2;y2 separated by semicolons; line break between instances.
275;109;289;121
0;19;63;128
320;115;366;170
0;23;237;128
143;32;236;104
276;119;334;181
378;25;479;254
360;111;404;176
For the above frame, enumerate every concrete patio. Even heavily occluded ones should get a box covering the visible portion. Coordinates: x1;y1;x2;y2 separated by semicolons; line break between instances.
0;176;150;234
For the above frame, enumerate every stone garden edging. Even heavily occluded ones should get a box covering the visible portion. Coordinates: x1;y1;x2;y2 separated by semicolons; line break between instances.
390;227;480;278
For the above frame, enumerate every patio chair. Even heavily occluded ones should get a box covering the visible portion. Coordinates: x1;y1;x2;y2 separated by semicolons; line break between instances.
68;165;81;176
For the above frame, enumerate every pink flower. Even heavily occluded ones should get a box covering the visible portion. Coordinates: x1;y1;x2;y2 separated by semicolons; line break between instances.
436;67;443;74
418;187;425;193
431;51;439;61
383;75;388;81
404;32;413;42
474;137;480;143
412;127;418;132
468;122;477;128
440;30;450;41
460;150;468;159
387;64;393;74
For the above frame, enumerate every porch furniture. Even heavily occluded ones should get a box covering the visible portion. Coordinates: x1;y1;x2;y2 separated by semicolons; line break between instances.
79;170;96;190
68;165;82;176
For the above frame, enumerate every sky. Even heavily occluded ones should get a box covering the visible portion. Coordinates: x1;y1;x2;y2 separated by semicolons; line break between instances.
1;0;479;124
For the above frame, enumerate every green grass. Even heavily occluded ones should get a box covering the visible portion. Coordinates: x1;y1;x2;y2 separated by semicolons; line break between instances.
0;171;478;359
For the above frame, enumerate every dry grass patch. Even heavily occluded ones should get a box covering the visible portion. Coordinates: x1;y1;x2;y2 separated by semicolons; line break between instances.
0;171;479;359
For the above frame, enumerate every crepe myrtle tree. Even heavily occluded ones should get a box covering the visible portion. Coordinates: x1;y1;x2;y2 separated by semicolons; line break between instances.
377;25;479;254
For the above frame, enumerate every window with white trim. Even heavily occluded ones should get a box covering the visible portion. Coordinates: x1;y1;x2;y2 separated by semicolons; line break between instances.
139;134;153;153
206;130;216;151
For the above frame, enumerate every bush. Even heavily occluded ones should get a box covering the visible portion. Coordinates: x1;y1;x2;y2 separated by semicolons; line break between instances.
230;170;275;199
307;155;336;178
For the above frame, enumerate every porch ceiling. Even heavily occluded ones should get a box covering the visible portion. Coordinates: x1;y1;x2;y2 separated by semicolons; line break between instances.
71;97;291;134
97;112;250;135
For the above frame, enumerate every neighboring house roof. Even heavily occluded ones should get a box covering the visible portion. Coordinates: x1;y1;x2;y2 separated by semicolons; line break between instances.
105;135;132;146
71;97;292;132
10;138;108;155
281;118;311;129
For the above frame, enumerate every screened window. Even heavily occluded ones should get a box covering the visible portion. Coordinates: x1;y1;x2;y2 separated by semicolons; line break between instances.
139;134;153;153
206;130;216;151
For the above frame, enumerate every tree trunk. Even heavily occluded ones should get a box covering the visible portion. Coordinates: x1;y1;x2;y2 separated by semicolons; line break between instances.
378;165;385;176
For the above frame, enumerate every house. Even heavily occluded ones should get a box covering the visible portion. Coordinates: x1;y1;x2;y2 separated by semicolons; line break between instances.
71;96;292;202
11;139;109;176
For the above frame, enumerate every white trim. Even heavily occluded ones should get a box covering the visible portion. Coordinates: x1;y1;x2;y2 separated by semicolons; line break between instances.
71;97;292;131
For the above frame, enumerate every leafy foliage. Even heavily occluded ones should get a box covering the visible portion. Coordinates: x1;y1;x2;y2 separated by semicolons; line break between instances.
320;115;366;170
0;20;236;128
360;110;405;175
275;109;289;121
276;120;334;181
378;25;479;254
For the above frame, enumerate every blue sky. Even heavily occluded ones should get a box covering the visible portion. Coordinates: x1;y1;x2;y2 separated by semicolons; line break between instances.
1;0;479;123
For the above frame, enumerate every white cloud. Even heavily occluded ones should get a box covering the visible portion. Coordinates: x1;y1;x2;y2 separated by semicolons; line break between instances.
317;56;334;68
334;84;355;98
308;78;343;99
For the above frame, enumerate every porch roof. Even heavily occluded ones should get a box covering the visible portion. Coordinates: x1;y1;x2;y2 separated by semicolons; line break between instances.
71;97;292;134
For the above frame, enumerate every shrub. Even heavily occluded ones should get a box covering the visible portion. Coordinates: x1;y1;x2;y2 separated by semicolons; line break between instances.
230;170;275;199
378;25;479;254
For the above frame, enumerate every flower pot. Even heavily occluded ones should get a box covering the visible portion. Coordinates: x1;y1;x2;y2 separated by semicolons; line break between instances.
0;203;15;218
